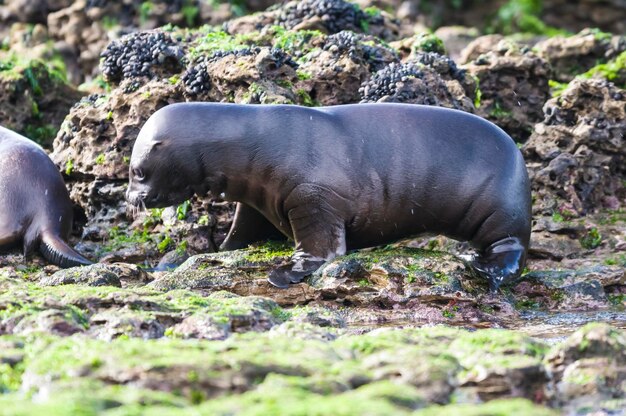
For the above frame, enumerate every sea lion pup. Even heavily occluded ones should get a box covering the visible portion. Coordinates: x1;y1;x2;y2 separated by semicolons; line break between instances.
126;103;531;291
0;126;92;267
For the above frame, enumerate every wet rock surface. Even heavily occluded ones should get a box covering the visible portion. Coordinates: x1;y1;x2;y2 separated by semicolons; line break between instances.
1;260;625;415
1;0;626;414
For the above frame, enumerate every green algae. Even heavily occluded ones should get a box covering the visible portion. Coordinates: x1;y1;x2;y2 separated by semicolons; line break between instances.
335;326;462;355
580;227;602;250
192;380;420;416
0;325;623;414
415;398;558;416
0;53;72;145
187;30;259;60
0;276;290;339
272;26;324;57
449;329;548;380
0;379;188;416
487;0;568;36
0;54;67;87
579;50;626;88
243;240;294;264
342;246;447;268
411;32;446;55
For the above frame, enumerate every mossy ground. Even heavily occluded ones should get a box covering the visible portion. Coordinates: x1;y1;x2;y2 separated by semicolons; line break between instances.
1;318;605;415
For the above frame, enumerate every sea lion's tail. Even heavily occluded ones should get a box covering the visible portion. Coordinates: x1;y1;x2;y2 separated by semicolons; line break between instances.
39;232;93;268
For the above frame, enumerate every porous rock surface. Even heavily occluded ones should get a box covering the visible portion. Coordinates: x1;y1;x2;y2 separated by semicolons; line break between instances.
463;40;551;142
0;51;83;148
523;78;625;216
535;28;626;83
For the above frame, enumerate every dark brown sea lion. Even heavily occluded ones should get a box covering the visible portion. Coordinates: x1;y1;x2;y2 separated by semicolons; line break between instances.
126;103;531;291
0;126;92;267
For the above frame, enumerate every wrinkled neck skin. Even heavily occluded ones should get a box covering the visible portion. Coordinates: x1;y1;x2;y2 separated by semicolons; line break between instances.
174;104;265;203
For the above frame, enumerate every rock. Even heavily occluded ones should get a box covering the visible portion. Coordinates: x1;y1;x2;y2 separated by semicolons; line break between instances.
225;0;399;41
46;0;113;82
463;40;551;142
172;294;288;340
48;80;186;242
0;53;83;148
512;266;624;310
149;245;319;306
545;323;626;410
308;247;481;307
529;231;583;260
390;31;447;58
359;53;475;112
89;309;165;341
10;309;86;336
458;34;505;64
183;46;299;104
433;26;480;62
449;329;549;401
41;263;120;287
151;244;522;326
0;0;72;24
296;30;398;105
269;321;340;341
523;78;625;216
100;30;185;85
542;0;626;35
39;262;151;288
535;28;626;83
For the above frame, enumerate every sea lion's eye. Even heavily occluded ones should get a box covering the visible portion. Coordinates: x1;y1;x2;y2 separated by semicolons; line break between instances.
133;168;145;180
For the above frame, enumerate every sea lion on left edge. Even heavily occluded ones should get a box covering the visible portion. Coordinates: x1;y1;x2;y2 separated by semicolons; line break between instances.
0;126;92;267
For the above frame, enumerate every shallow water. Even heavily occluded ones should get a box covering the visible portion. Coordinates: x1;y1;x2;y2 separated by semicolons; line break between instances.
517;310;626;343
345;309;626;343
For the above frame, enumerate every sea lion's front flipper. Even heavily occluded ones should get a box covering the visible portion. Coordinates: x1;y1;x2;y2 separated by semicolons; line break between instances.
220;203;286;251
471;236;526;292
268;184;347;289
39;231;93;268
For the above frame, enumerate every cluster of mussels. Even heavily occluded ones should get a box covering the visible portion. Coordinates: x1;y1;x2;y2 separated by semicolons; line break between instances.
100;31;184;83
182;62;211;95
359;61;426;102
411;51;467;83
275;0;371;34
323;31;398;72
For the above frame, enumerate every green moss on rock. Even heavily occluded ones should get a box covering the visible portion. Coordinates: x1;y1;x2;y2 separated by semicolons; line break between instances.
415;398;558;416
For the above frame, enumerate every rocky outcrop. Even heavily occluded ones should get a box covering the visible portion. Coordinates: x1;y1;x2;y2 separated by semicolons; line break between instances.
225;0;400;41
535;28;626;83
542;0;626;35
463;40;551;142
523;78;625;216
0;50;83;147
359;51;476;112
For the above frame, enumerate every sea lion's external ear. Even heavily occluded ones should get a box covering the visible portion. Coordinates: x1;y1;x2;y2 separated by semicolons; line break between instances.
150;140;163;150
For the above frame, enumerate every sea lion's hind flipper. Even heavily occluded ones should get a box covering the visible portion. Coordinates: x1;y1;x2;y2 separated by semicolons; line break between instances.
39;231;92;268
471;236;526;292
220;203;287;251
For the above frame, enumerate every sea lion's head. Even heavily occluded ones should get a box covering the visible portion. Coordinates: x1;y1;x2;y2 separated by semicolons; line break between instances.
126;109;197;213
